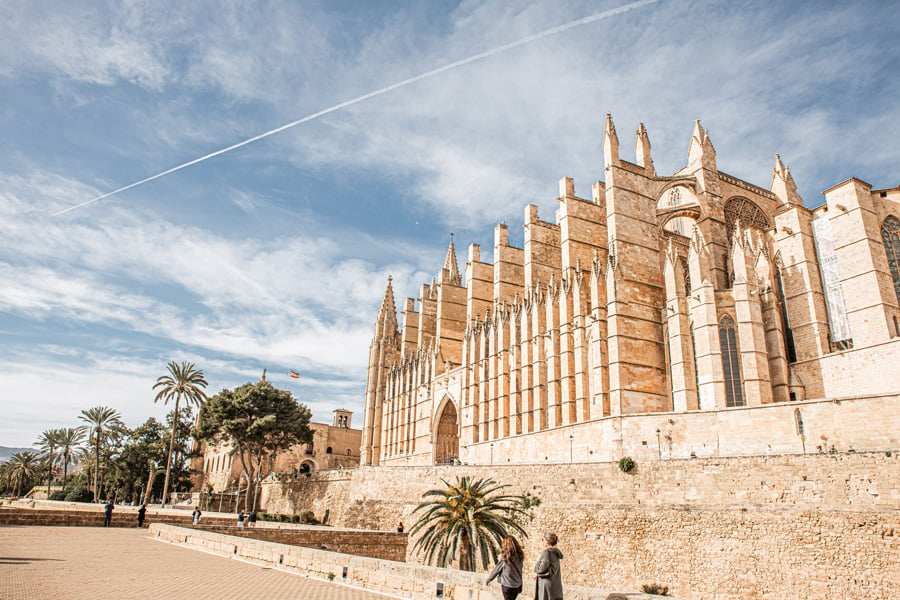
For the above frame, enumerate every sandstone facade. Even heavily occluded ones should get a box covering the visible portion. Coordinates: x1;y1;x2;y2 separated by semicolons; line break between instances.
260;453;900;600
360;116;900;467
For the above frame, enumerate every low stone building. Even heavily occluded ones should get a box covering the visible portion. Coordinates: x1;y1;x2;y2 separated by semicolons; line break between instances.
200;409;361;493
361;116;900;466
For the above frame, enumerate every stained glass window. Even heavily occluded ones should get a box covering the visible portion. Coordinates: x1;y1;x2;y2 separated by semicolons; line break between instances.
719;316;744;407
882;216;900;305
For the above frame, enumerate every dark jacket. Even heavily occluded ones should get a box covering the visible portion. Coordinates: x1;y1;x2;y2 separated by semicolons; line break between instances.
534;547;564;600
486;554;523;589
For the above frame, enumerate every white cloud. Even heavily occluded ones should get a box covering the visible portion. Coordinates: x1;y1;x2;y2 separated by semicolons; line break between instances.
0;2;171;88
0;169;432;375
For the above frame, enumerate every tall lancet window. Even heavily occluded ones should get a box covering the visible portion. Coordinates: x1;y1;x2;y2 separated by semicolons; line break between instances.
882;216;900;304
719;315;744;407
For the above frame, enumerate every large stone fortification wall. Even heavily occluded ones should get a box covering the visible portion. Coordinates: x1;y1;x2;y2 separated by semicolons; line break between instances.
261;452;900;600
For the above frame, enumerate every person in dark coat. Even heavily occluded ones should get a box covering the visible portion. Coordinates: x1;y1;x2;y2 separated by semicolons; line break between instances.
534;531;563;600
237;511;245;528
103;501;114;527
247;511;257;528
486;534;524;600
137;504;146;528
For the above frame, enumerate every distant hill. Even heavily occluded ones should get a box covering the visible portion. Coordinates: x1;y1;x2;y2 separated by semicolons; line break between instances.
0;446;36;462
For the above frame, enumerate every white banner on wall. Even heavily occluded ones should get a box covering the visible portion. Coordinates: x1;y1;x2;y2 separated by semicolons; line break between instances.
812;216;852;342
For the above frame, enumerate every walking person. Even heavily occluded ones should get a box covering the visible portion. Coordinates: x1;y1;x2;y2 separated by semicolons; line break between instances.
237;510;245;528
486;534;524;600
192;507;202;525
137;504;146;528
534;532;563;600
247;510;256;528
103;501;114;527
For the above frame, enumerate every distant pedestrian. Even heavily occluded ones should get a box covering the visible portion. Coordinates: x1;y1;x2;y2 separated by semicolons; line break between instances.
397;522;404;533
237;511;245;528
534;532;564;600
192;508;202;525
103;501;114;527
247;511;257;528
137;504;146;528
486;534;524;600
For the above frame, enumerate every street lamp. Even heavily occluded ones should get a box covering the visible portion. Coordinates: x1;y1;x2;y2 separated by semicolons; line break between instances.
569;434;574;464
490;443;494;466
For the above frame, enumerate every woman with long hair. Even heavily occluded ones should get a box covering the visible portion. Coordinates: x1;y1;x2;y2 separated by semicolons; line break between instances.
486;534;524;599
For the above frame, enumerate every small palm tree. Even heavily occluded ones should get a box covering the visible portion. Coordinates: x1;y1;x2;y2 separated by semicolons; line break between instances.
409;476;529;571
153;361;208;507
55;427;86;489
78;406;125;502
8;451;40;497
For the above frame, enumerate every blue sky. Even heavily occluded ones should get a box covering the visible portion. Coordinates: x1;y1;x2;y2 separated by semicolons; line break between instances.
2;0;899;447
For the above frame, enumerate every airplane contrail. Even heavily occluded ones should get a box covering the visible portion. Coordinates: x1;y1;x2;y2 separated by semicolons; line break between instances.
53;0;658;217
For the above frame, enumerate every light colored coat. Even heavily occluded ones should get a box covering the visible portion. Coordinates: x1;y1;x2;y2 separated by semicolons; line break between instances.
534;547;563;600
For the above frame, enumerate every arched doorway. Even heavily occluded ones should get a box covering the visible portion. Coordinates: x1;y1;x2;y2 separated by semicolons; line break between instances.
434;399;459;465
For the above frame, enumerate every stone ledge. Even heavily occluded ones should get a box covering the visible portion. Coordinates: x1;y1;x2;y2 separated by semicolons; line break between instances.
149;523;683;600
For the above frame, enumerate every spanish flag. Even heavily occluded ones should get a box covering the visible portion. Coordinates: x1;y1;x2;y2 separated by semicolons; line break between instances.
289;370;300;378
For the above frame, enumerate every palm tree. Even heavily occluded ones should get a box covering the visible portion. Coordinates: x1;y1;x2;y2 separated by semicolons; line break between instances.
55;427;86;489
7;451;40;497
409;476;530;571
36;428;61;497
78;406;125;502
153;361;208;507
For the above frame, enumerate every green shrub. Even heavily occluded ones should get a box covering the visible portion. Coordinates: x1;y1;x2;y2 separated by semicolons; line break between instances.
49;491;68;501
298;510;318;524
291;514;301;523
618;456;636;473
641;583;669;596
326;572;335;581
64;486;93;503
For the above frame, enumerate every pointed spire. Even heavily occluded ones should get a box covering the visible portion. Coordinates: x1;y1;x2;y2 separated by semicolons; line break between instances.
770;153;803;206
634;122;655;176
440;233;462;286
687;120;705;164
687;119;717;170
603;113;619;168
376;275;398;339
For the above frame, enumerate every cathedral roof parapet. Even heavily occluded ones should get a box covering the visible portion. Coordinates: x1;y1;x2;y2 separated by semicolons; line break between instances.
719;171;778;201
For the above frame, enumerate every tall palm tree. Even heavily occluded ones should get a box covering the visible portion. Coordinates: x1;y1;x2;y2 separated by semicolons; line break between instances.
7;451;40;497
55;427;86;489
153;361;208;507
409;476;529;571
36;428;61;497
78;406;125;502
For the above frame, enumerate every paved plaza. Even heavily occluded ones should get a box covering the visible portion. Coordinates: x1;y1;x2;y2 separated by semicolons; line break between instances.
1;526;398;600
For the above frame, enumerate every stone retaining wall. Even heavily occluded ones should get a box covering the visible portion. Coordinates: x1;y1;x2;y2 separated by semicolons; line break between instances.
0;505;230;528
261;452;900;600
149;523;676;600
197;525;406;561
